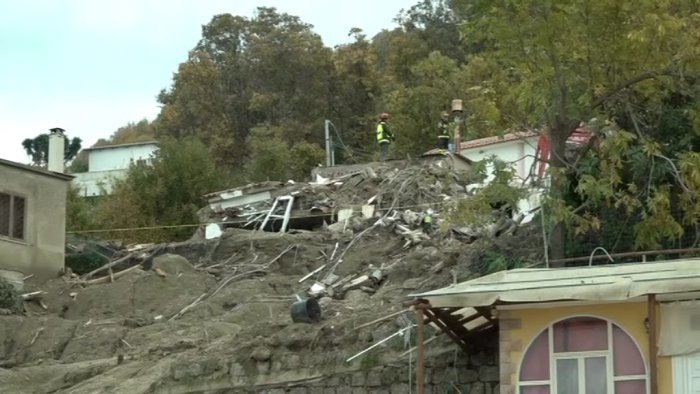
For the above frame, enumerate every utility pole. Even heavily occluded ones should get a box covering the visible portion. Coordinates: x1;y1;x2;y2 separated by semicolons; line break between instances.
324;120;335;167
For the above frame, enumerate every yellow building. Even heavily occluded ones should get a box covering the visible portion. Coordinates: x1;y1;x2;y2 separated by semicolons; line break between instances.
411;259;700;394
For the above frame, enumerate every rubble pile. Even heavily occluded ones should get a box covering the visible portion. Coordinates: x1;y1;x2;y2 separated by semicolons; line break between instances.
0;158;543;393
199;157;476;235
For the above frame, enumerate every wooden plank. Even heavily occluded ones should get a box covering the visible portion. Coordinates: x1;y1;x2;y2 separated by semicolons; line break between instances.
424;308;470;353
649;294;658;394
416;308;425;394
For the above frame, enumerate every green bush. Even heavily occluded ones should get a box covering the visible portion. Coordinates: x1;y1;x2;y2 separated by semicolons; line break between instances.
65;251;107;275
480;250;526;274
0;278;22;314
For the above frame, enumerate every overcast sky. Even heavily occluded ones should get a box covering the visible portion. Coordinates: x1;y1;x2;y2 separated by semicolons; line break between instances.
0;0;413;163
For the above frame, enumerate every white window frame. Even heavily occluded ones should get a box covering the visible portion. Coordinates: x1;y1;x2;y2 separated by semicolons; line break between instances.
518;315;649;394
672;352;700;394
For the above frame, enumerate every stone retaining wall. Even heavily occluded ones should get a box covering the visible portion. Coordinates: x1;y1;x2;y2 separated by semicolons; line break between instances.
221;339;499;393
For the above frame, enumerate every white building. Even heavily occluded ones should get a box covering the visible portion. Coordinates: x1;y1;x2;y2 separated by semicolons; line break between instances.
72;141;159;196
459;129;592;223
460;131;544;223
460;131;541;183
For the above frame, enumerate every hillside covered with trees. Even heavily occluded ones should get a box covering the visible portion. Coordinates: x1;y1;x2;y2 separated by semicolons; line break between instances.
71;0;700;259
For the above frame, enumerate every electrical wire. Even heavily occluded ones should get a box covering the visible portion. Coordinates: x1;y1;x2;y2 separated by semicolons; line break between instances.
66;199;465;234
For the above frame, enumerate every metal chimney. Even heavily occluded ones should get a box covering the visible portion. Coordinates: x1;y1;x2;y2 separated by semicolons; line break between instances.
48;127;65;173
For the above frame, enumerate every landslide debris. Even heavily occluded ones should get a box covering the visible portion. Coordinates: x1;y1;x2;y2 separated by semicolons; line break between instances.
0;158;543;393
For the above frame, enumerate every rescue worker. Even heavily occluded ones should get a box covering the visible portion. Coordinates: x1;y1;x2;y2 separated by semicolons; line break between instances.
437;111;451;150
376;112;394;161
422;208;434;234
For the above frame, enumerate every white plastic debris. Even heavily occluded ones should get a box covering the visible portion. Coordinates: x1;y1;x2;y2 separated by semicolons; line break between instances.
205;223;223;240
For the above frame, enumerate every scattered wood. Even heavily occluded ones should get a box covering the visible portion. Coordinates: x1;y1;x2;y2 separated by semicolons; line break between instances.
29;327;44;346
21;291;46;301
85;265;142;285
168;293;207;321
154;268;168;278
355;308;411;330
80;253;134;280
298;264;326;283
323;225;376;281
342;275;372;292
169;244;298;321
120;338;133;349
80;245;160;281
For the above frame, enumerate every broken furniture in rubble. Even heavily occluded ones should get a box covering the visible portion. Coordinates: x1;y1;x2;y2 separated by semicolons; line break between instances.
259;195;295;232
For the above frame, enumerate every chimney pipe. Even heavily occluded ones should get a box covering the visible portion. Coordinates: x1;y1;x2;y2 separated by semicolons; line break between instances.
451;99;464;154
48;128;65;173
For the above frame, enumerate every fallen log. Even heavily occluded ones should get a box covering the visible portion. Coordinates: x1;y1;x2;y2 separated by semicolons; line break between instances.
80;253;135;280
21;291;46;301
85;264;142;285
355;308;411;330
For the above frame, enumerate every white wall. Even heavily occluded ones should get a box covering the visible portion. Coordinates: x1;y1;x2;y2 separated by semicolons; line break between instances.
72;169;127;196
461;136;543;223
460;137;539;183
88;144;158;172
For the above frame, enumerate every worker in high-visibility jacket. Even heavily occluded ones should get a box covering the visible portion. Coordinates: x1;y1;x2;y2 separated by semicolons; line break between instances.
437;111;451;150
376;112;394;161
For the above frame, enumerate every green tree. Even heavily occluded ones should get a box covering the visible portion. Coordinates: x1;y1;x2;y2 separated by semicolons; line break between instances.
22;133;82;166
157;8;334;169
66;184;97;232
289;142;325;181
95;119;155;146
97;137;226;243
328;29;382;161
454;0;700;258
245;126;291;182
157;51;235;165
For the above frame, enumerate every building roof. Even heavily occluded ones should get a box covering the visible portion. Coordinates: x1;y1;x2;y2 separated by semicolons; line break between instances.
420;149;474;165
83;140;159;152
410;259;700;308
204;181;283;200
0;158;73;181
460;131;538;150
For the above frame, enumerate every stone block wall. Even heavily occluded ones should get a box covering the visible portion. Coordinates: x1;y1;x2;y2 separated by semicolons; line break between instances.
497;310;522;394
237;341;500;394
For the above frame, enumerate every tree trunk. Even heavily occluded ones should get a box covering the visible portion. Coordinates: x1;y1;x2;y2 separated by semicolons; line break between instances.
548;122;576;265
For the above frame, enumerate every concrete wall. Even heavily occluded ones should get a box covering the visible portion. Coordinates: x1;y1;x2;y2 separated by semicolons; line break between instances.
88;144;158;172
461;137;539;183
462;137;543;222
72;169;127;196
498;302;672;394
0;165;69;278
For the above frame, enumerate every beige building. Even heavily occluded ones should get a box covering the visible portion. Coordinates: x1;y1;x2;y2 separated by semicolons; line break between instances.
0;130;73;279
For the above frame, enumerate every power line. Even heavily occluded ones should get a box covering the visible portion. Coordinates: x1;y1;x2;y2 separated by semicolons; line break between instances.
67;200;462;234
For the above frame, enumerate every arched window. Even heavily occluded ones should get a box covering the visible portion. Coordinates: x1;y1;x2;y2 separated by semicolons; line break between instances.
519;316;647;394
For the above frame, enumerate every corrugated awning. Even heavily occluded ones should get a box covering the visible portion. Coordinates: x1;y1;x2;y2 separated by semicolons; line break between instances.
410;259;700;309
